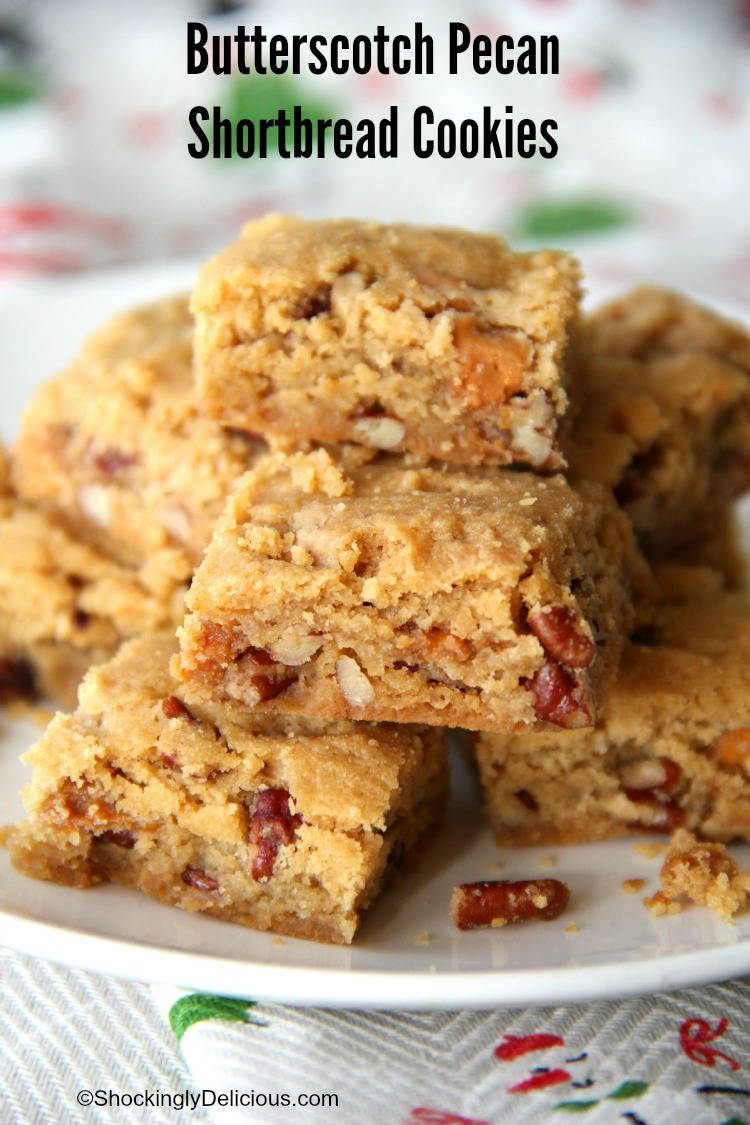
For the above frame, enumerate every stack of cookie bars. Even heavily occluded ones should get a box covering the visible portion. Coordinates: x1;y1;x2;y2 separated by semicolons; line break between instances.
5;215;750;941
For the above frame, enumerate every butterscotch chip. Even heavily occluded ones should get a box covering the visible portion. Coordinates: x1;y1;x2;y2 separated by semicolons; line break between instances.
175;448;645;733
6;636;448;945
452;316;532;405
191;215;581;468
712;728;750;770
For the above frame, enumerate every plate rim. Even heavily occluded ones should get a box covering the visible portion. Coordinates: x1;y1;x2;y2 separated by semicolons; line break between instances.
5;902;750;1010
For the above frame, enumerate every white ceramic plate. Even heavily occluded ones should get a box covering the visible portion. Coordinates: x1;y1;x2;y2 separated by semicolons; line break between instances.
2;262;750;1011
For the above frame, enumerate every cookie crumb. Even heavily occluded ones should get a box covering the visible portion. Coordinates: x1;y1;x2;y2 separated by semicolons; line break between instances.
272;937;285;946
538;855;557;868
644;890;682;916
564;922;579;934
414;932;432;945
486;860;504;873
622;878;645;894
646;829;750;922
634;842;668;859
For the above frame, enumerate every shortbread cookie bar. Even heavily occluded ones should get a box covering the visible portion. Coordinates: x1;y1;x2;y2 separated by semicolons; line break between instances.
12;295;264;570
191;215;581;469
589;284;750;364
7;636;448;944
0;499;184;708
176;448;649;733
567;287;750;562
474;587;750;845
0;450;75;705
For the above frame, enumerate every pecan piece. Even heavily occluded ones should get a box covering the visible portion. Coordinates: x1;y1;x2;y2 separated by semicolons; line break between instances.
96;829;136;849
77;483;112;527
239;648;297;703
453;315;532;407
0;657;36;703
352;413;406;450
515;788;539;812
244;647;275;666
181;866;219;893
527;606;595;669
626;797;685;834
621;757;684;833
292;287;331;320
72;607;90;630
250;670;297;702
248;788;303;882
335;655;375;708
161;694;194;721
620;757;681;798
91;448;137;475
451;879;570;930
270;632;323;667
225;426;268;446
523;660;592;729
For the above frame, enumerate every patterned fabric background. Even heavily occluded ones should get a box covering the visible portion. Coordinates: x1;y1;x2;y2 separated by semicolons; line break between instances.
0;0;748;300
